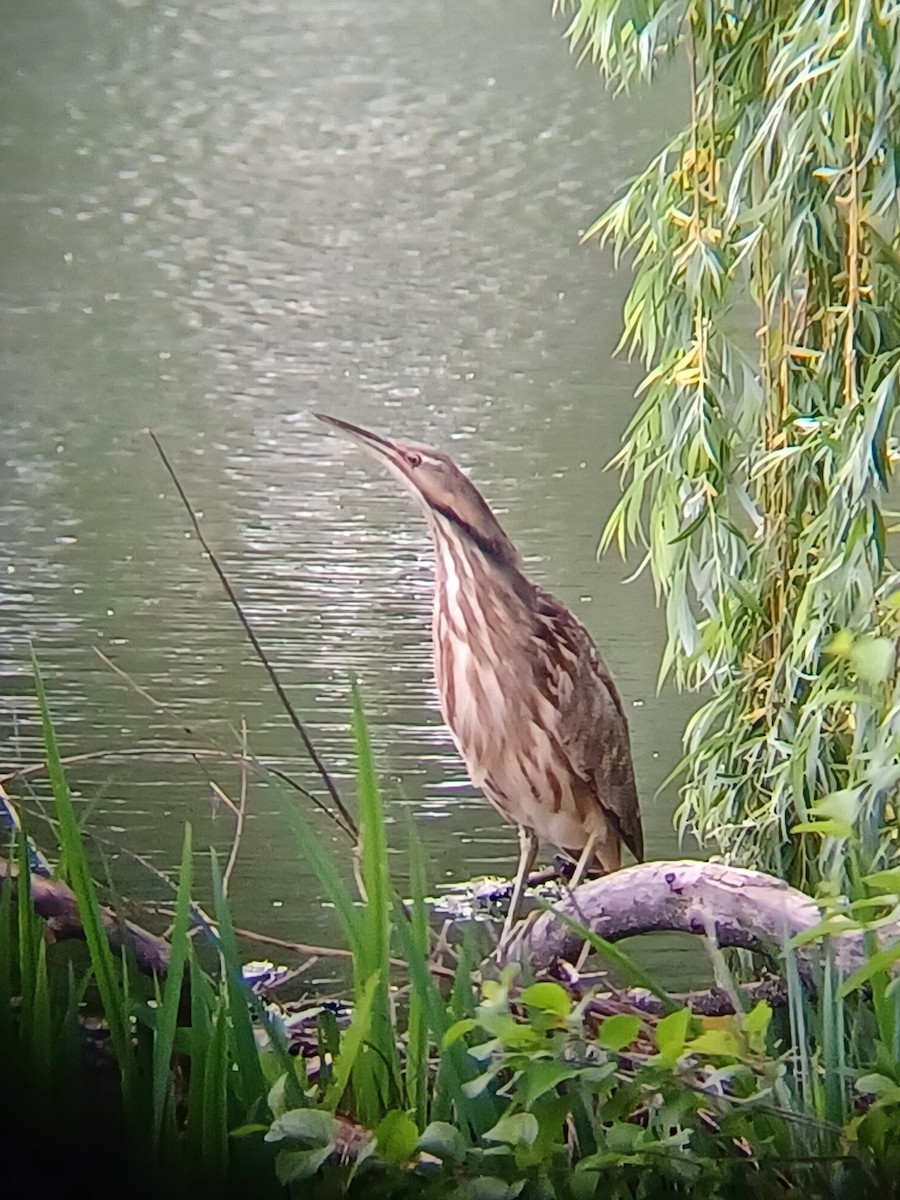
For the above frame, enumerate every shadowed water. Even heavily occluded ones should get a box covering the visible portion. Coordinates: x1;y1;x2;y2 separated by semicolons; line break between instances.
0;0;695;986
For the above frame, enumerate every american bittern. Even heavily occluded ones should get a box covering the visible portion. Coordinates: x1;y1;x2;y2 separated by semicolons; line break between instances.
317;414;643;937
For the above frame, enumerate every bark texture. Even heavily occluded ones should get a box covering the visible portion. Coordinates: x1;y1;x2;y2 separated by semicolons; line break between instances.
495;859;884;974
0;858;170;976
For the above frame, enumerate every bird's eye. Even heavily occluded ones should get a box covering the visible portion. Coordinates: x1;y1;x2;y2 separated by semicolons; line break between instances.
405;451;422;468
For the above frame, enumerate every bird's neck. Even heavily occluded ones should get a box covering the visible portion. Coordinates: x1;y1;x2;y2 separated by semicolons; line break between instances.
418;499;515;569
430;518;533;622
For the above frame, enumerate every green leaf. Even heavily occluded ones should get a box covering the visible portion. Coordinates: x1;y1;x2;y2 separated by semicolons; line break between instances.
443;1017;477;1049
654;1007;692;1064
809;790;858;826
266;1108;337;1146
267;1073;289;1120
462;1068;498;1099
464;1178;525;1200
483;1112;539;1146
685;1028;743;1059
826;629;854;658
856;1074;900;1104
374;1110;420;1164
865;869;900;894
597;1014;642;1052
792;819;853;839
745;1000;772;1037
518;1060;579;1107
570;1167;601;1200
604;1122;643;1153
840;943;900;997
519;981;571;1018
418;1121;466;1163
229;1123;270;1139
851;637;895;684
275;1145;333;1184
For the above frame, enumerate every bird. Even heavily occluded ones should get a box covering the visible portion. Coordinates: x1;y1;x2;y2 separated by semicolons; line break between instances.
316;413;643;938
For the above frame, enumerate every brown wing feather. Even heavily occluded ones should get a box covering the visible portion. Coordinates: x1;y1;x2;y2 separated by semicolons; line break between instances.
533;589;644;862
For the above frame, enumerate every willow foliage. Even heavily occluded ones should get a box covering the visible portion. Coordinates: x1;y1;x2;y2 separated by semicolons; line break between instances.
562;0;900;889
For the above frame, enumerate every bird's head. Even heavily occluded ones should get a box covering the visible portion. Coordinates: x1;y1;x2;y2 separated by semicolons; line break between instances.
316;413;517;567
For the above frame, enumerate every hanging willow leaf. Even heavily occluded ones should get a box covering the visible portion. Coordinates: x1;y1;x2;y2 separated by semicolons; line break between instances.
560;0;900;888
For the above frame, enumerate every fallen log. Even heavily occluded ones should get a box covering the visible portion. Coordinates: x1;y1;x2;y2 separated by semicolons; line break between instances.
495;859;898;975
0;858;171;976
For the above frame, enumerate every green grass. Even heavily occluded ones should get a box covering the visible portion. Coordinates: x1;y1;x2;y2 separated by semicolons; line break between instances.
5;666;900;1197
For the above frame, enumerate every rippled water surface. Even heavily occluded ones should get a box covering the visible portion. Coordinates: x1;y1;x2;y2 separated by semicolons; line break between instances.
1;0;692;985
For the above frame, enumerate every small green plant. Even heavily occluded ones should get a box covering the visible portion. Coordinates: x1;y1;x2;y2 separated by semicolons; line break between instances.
7;666;900;1197
1;661;283;1193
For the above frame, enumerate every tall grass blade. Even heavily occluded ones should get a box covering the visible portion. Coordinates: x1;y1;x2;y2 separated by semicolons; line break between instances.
324;971;378;1113
784;928;813;1114
61;960;90;1093
15;828;36;1048
449;927;479;1021
821;939;846;1125
405;822;430;1126
201;1001;230;1183
349;680;401;1114
186;949;216;1158
0;856;13;1046
210;848;267;1110
547;905;678;1011
280;801;363;961
31;934;52;1092
393;902;495;1137
31;650;134;1096
152;823;193;1142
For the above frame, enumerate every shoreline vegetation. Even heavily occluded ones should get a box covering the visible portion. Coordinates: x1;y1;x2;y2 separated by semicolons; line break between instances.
3;656;900;1198
6;1;900;1195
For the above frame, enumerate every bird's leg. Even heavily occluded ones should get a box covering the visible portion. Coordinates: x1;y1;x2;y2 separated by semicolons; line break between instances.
568;833;600;970
568;831;599;891
502;827;540;939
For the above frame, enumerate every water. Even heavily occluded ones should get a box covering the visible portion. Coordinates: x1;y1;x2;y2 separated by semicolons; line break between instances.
1;0;693;986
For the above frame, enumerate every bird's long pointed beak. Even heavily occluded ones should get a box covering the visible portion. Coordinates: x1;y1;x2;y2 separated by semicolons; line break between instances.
314;412;399;463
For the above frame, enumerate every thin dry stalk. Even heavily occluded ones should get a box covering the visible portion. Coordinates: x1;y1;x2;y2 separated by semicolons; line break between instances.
148;429;358;843
222;716;249;895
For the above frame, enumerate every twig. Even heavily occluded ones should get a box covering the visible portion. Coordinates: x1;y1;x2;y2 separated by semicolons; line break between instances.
209;779;240;820
230;922;457;981
93;647;169;710
223;717;249;895
95;647;305;806
145;906;458;981
148;429;358;843
3;737;340;826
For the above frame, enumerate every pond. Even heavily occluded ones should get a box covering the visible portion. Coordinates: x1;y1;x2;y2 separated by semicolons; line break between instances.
1;0;693;986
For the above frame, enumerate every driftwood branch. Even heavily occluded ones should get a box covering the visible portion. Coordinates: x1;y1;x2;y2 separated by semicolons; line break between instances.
496;859;900;974
0;858;171;976
7;850;896;1011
